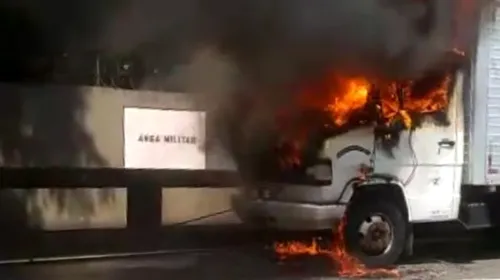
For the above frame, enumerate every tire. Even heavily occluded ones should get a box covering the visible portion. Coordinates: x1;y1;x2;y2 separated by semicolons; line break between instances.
344;198;408;268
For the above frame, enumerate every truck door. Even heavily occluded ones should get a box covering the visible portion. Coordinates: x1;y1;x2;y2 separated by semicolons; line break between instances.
374;75;464;222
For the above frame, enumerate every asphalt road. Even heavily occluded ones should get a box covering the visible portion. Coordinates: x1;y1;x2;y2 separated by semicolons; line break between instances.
3;239;500;280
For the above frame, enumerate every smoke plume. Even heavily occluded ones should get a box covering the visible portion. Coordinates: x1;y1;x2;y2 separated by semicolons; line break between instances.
198;0;489;179
0;0;492;179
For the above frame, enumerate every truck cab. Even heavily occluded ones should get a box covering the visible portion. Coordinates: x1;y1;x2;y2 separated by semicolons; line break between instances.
231;69;466;267
232;2;500;267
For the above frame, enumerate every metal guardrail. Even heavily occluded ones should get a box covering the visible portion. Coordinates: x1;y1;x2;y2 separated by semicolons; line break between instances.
0;168;241;188
0;168;245;262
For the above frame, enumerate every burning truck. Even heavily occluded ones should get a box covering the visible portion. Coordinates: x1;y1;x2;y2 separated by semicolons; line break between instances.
232;64;462;269
202;0;500;269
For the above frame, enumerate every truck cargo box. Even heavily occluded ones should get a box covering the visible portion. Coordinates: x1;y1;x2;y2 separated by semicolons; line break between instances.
470;0;500;185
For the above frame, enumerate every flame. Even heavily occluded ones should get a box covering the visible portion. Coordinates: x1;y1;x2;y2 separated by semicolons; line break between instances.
324;77;371;126
379;74;451;128
295;73;371;127
275;68;453;167
274;216;400;278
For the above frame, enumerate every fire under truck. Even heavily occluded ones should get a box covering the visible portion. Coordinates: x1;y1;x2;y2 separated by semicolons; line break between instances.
231;2;500;267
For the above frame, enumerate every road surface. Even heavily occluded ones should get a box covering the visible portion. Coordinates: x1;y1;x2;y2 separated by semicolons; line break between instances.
2;239;500;280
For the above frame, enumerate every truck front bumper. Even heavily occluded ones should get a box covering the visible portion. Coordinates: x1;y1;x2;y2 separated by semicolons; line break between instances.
231;195;346;231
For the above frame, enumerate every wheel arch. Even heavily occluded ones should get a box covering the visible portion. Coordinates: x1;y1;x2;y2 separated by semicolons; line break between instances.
341;174;411;222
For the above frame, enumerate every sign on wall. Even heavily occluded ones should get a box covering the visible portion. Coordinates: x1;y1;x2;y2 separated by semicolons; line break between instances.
123;107;206;169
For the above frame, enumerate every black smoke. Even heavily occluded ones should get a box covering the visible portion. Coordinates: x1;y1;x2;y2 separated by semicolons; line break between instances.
0;0;491;181
204;0;452;82
199;0;488;180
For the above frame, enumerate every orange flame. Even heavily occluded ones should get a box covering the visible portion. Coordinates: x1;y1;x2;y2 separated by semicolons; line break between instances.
275;67;453;168
274;216;400;278
325;77;371;126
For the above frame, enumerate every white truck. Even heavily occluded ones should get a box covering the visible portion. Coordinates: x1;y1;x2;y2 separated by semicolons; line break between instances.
231;2;500;267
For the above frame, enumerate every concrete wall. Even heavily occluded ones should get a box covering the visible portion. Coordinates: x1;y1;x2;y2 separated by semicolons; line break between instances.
0;84;240;230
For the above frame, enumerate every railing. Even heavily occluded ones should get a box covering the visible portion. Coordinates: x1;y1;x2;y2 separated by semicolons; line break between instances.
1;168;240;189
0;168;250;262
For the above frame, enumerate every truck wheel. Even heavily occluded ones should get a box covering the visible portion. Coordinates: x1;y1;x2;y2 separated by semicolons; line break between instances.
344;199;407;268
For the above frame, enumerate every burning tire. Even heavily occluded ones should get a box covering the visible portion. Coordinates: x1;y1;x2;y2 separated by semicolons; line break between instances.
344;198;407;268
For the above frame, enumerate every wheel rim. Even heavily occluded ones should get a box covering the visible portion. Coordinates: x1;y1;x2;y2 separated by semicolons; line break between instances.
357;213;394;256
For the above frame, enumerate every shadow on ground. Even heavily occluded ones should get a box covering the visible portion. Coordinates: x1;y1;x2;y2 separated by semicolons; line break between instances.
402;231;500;265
